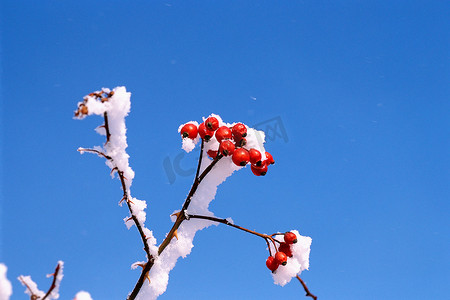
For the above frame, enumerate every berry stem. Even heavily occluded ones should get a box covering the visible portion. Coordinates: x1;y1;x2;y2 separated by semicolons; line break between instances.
296;275;318;300
185;213;280;253
194;139;204;181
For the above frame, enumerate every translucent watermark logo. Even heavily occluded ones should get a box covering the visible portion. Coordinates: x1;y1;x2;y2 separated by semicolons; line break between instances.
163;116;288;184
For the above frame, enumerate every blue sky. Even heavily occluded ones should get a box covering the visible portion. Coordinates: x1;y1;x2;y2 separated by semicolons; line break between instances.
1;1;449;299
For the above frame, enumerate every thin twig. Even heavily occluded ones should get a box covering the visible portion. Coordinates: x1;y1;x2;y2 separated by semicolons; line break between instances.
78;148;112;160
194;139;204;181
17;277;38;300
296;275;318;300
186;214;271;239
186;214;280;252
42;262;62;300
118;170;152;260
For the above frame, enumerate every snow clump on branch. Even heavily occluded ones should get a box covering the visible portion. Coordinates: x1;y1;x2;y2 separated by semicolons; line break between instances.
0;264;12;300
75;87;158;257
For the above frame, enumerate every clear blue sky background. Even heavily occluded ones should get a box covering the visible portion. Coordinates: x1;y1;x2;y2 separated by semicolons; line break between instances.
1;1;449;299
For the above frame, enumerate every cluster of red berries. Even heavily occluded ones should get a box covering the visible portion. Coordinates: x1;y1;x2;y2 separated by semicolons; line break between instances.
180;116;275;176
266;232;298;272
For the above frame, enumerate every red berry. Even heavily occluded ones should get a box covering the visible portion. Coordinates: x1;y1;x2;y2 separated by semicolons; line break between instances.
232;123;247;139
234;137;247;148
180;123;198;139
284;232;297;244
219;140;235;156
250;162;268;176
265;152;275;165
274;251;288;266
249;148;262;166
266;256;279;272
205;117;219;131
232;148;250;166
207;150;218;159
215;126;232;143
278;242;293;258
198;123;214;142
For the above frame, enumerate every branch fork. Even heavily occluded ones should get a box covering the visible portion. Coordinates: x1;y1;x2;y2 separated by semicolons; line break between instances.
77;96;316;299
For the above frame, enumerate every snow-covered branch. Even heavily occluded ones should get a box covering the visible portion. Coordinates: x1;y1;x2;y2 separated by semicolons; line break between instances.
75;87;158;263
18;261;64;300
76;88;315;299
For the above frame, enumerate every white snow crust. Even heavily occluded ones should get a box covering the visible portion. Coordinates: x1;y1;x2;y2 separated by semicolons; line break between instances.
74;291;93;300
178;121;200;153
17;261;64;300
18;275;45;299
0;264;12;300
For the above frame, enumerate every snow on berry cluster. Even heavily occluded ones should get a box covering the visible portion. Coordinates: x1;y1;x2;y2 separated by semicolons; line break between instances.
180;116;311;288
179;115;275;176
266;231;312;286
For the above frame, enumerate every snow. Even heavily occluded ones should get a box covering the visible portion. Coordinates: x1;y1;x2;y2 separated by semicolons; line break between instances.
0;264;12;300
17;275;45;299
74;291;93;300
131;261;146;270
77;87;158;259
270;230;312;286
178;121;200;153
17;261;64;300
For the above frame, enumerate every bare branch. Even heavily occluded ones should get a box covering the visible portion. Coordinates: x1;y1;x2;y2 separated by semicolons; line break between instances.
296;275;317;300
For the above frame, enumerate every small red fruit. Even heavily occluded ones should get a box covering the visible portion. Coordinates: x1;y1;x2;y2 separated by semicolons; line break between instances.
235;137;247;147
180;123;198;139
232;123;247;139
249;148;262;166
284;232;297;244
207;150;218;159
265;152;275;165
219;140;235;156
274;251;288;266
215;126;232;143
198;123;214;142
205;117;219;131
266;256;279;272
278;242;293;258
232;148;250;166
251;162;268;176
